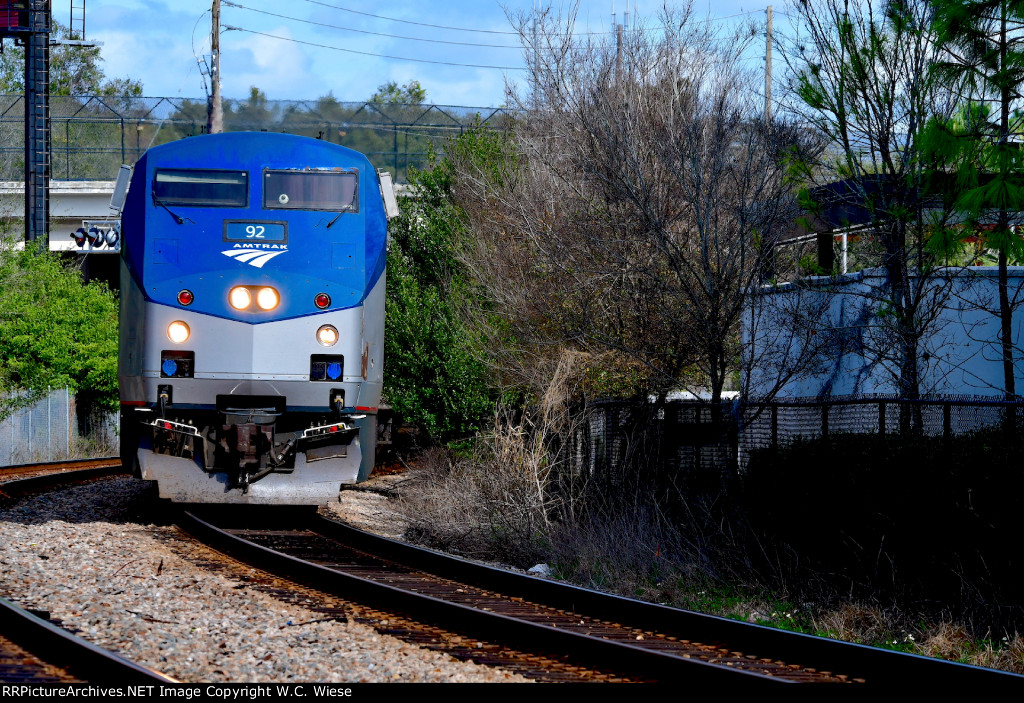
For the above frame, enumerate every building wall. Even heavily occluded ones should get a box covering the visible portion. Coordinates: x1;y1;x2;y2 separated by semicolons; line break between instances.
745;267;1024;399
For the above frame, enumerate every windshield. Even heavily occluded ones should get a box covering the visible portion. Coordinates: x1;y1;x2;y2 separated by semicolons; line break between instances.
153;169;248;207
263;170;358;212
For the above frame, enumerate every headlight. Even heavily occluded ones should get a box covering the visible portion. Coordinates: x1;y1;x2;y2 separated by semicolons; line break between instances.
317;325;339;347
229;286;251;310
257;287;279;311
167;321;190;343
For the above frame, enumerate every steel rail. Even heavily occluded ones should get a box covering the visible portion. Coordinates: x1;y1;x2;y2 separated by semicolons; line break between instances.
0;461;173;684
0;457;120;471
0;458;124;503
0;597;176;684
178;509;779;685
309;515;1023;687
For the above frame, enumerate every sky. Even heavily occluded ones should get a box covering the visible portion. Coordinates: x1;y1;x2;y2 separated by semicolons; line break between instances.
50;0;784;108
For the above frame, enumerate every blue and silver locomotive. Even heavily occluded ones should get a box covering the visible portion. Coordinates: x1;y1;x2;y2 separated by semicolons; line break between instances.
118;132;391;504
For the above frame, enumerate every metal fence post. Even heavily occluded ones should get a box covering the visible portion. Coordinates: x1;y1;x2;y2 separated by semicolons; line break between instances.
65;119;70;179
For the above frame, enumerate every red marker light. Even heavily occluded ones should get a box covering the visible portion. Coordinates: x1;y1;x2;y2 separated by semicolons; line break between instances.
314;293;331;309
161;421;173;430
177;289;194;306
328;425;338;433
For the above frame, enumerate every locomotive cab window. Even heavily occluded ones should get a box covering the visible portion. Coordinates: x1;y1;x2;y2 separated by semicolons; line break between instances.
153;169;248;207
263;170;358;212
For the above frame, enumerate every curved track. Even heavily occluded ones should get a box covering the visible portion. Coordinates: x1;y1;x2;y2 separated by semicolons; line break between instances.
0;457;126;504
0;459;175;684
5;460;1021;686
178;507;1024;686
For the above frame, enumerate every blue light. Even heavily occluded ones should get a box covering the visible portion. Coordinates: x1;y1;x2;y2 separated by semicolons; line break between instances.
327;362;342;380
162;359;178;376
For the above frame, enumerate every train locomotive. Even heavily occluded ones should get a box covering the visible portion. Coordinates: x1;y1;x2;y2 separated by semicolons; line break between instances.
118;132;392;504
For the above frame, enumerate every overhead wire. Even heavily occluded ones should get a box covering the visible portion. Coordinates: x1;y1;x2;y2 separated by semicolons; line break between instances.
190;8;211;97
219;5;784;81
222;25;527;70
295;0;767;37
223;2;522;48
296;0;521;34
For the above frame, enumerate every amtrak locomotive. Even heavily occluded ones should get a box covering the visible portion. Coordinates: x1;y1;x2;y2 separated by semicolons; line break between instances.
118;132;392;504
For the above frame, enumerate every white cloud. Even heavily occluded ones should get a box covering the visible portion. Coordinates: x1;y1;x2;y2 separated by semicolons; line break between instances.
221;25;314;98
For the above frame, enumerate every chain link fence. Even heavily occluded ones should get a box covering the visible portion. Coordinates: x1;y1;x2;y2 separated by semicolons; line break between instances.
0;95;513;184
0;388;117;466
569;395;1024;479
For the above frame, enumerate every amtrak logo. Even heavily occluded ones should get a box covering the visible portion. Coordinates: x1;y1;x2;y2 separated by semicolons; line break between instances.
221;244;288;269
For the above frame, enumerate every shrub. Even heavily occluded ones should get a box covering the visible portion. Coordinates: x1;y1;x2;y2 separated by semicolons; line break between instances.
0;236;118;420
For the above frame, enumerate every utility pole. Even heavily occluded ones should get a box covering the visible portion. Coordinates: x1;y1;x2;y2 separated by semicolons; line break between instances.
207;0;223;134
613;1;625;82
765;5;773;122
615;22;623;80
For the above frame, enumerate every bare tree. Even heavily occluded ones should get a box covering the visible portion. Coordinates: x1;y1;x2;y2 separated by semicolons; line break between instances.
451;2;824;404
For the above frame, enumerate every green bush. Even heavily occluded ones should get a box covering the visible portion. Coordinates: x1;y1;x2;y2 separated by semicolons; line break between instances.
0;237;118;419
383;139;494;440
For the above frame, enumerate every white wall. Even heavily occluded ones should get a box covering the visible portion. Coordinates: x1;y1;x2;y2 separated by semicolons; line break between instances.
745;266;1024;399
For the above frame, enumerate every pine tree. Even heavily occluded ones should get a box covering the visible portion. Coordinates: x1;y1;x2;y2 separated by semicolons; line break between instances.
931;0;1024;398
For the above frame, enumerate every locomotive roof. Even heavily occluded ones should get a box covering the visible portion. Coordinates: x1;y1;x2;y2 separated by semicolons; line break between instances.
142;132;374;171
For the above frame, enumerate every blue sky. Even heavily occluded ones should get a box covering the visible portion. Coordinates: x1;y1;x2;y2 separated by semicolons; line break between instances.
51;1;782;107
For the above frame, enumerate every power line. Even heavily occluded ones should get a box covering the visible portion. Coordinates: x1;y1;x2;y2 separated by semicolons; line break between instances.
708;9;767;23
295;0;764;38
296;0;521;35
223;2;522;48
222;25;527;70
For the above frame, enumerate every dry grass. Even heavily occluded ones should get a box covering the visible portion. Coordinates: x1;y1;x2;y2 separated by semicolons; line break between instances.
813;602;906;646
917;623;1024;674
396;351;590;566
396;414;557;566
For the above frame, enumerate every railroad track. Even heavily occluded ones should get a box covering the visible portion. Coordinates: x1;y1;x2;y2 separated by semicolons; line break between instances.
0;457;126;504
178;506;1024;686
3;460;1021;685
0;458;175;684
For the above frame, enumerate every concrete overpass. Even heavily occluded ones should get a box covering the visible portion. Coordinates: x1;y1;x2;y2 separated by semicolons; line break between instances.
0;180;120;253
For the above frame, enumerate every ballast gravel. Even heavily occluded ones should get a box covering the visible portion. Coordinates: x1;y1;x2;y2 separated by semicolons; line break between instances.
0;478;530;683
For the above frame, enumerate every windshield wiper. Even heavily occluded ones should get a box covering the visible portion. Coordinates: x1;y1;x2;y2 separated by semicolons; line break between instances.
325;211;344;229
153;198;190;225
326;198;359;229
